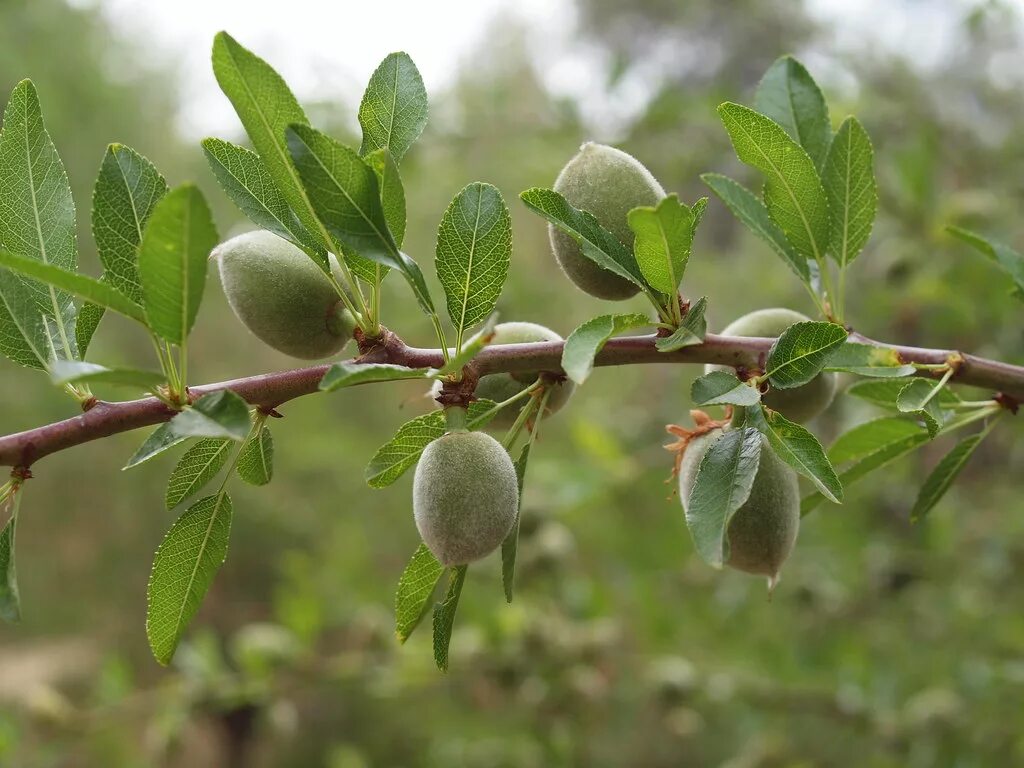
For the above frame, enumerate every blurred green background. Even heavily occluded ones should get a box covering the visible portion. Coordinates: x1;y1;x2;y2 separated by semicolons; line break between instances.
1;1;1023;766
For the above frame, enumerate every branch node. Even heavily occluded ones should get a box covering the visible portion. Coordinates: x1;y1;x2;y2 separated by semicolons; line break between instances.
434;368;480;409
994;392;1019;415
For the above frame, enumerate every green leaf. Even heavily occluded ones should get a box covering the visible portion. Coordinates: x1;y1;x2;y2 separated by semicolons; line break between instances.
434;315;497;376
754;56;832;170
656;296;708;352
201;137;323;260
365;147;406;248
48;360;165;389
137;184;219;346
519;187;648;291
947;226;1024;297
824;342;914;377
237;424;273;486
168;390;251;441
829;416;927;466
0;493;20;623
717;102;831;263
436;183;512;338
690;371;761;407
701;173;809;283
562;313;651;386
822;117;876;266
394;543;444;643
685;427;762;568
0;79;78;361
286;124;434;313
747;404;842;503
358;52;428;163
0;249;147;325
123;423;189;470
896;379;946;437
910;433;986;523
75;300;105;357
319;362;430;392
627;194;695;295
502;442;531;603
92;143;168;304
211;31;328;263
364;400;497;489
0;268;50;369
432;565;467;671
846;378;961;410
165;438;233;510
765;321;848;389
147;492;233;665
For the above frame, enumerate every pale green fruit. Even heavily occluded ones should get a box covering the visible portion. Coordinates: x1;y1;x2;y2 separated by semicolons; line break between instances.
215;230;355;360
431;322;574;429
550;142;665;300
413;430;519;566
678;427;800;587
708;308;837;423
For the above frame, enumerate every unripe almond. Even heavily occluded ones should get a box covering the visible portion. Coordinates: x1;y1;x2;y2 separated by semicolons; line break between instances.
707;308;837;423
678;428;800;587
215;230;355;360
413;429;519;566
551;142;665;300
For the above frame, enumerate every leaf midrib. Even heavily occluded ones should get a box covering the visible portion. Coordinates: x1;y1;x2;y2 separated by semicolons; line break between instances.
168;492;226;657
456;187;485;337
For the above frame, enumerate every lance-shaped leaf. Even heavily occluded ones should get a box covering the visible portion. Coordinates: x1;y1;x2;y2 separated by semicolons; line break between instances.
92;143;168;304
49;360;164;389
747;405;842;503
822;117;876;266
501;442;531;603
147;492;233;664
685;427;762;568
394;543;444;643
519;187;648;291
846;378;961;410
0;268;50;369
947;226;1024;299
138;185;218;345
765;321;848;389
436;183;511;338
165;438;233;510
0;491;20;623
286;124;434;313
825;342;914;377
358;52;428;163
0;79;78;361
627;194;695;295
75;300;105;357
124;423;190;470
237;424;273;486
168;390;251;441
201;137;323;259
365;147;406;248
432;565;467;672
701;174;809;283
319;362;431;392
754;56;832;170
717;102;831;263
896;379;946;437
562;313;651;385
691;370;761;407
656;296;708;352
910;432;987;523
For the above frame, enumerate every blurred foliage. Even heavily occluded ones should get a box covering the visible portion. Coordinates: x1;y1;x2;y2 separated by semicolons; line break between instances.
0;0;1023;766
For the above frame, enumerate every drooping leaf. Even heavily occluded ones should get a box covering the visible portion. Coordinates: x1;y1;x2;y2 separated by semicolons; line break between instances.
237;424;273;486
685;427;762;567
947;226;1024;299
137;184;218;346
365;147;406;248
754;56;832;170
562;313;651;385
717;102;831;263
627;194;695;295
123;422;189;470
824;342;914;377
432;565;467;672
502;442;531;603
358;52;428;163
701;174;809;283
92;143;168;304
165;438;233;510
828;416;927;466
319;362;431;392
48;360;165;389
519;187;648;291
435;183;512;338
656;295;708;352
0;79;78;361
394;543;444;643
168;390;251;441
0;491;20;623
147;492;233;664
747;405;842;503
822;117;876;266
845;378;961;410
895;379;946;437
0;268;50;369
910;432;986;522
765;321;848;389
691;370;761;407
